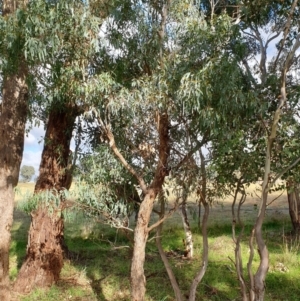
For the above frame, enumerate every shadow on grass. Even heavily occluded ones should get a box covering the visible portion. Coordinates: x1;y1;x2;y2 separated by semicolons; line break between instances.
64;228;133;301
11;205;299;301
11;208;31;269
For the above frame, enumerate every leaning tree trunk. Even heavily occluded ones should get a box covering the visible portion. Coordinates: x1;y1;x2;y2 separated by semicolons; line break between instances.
0;1;28;297
286;180;300;234
14;104;80;293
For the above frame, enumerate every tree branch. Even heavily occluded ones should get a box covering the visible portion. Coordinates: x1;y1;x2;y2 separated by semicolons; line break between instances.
147;201;180;233
273;0;299;70
97;116;148;194
269;156;300;189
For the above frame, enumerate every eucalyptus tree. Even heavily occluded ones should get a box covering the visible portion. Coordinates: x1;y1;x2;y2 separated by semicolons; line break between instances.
0;1;29;300
74;1;259;300
204;1;300;300
241;2;300;300
11;0;108;293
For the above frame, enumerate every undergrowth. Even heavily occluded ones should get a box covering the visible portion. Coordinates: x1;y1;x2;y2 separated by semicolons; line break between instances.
9;198;300;301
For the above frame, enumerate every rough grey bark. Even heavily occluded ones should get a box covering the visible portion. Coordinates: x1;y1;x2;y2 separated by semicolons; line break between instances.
14;105;79;293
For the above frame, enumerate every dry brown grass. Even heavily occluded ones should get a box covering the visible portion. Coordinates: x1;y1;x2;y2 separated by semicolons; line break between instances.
15;182;35;202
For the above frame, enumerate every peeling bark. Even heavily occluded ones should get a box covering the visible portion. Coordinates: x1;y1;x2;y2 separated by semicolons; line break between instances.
12;206;64;293
14;104;80;293
131;190;156;301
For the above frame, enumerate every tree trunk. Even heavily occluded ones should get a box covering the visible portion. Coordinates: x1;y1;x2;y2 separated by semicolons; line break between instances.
12;206;64;293
188;148;208;301
156;190;184;301
188;199;209;301
232;181;248;301
249;185;269;301
130;113;170;301
181;196;193;259
131;190;157;301
35;104;79;192
14;104;79;293
286;180;300;234
0;0;28;295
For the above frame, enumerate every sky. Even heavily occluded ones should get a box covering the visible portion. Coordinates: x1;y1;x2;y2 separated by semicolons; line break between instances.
21;123;45;177
21;120;79;178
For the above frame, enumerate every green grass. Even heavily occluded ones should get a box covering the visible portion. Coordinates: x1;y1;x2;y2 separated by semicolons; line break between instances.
10;183;300;301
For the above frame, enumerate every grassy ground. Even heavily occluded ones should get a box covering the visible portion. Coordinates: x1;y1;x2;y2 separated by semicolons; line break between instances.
10;183;300;301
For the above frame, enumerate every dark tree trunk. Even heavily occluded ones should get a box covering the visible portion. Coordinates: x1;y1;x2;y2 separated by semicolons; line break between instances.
13;206;64;292
14;104;80;293
0;1;28;297
35;104;79;192
286;180;300;234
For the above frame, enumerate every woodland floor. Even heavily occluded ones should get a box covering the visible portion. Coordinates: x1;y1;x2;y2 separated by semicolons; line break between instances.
9;182;298;301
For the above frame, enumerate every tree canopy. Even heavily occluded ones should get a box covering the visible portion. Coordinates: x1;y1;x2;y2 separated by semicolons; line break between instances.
1;0;300;300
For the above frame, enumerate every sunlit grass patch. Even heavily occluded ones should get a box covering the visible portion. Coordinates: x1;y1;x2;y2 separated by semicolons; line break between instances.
10;189;300;301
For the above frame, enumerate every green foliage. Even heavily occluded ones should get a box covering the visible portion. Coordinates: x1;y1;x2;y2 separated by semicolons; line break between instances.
19;165;35;182
17;188;71;214
75;145;140;227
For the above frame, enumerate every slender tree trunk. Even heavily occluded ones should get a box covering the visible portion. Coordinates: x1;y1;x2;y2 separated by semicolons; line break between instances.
0;1;28;296
188;199;209;301
156;190;184;301
249;143;271;301
14;104;79;293
181;195;193;258
252;189;269;301
232;181;248;301
188;148;208;301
